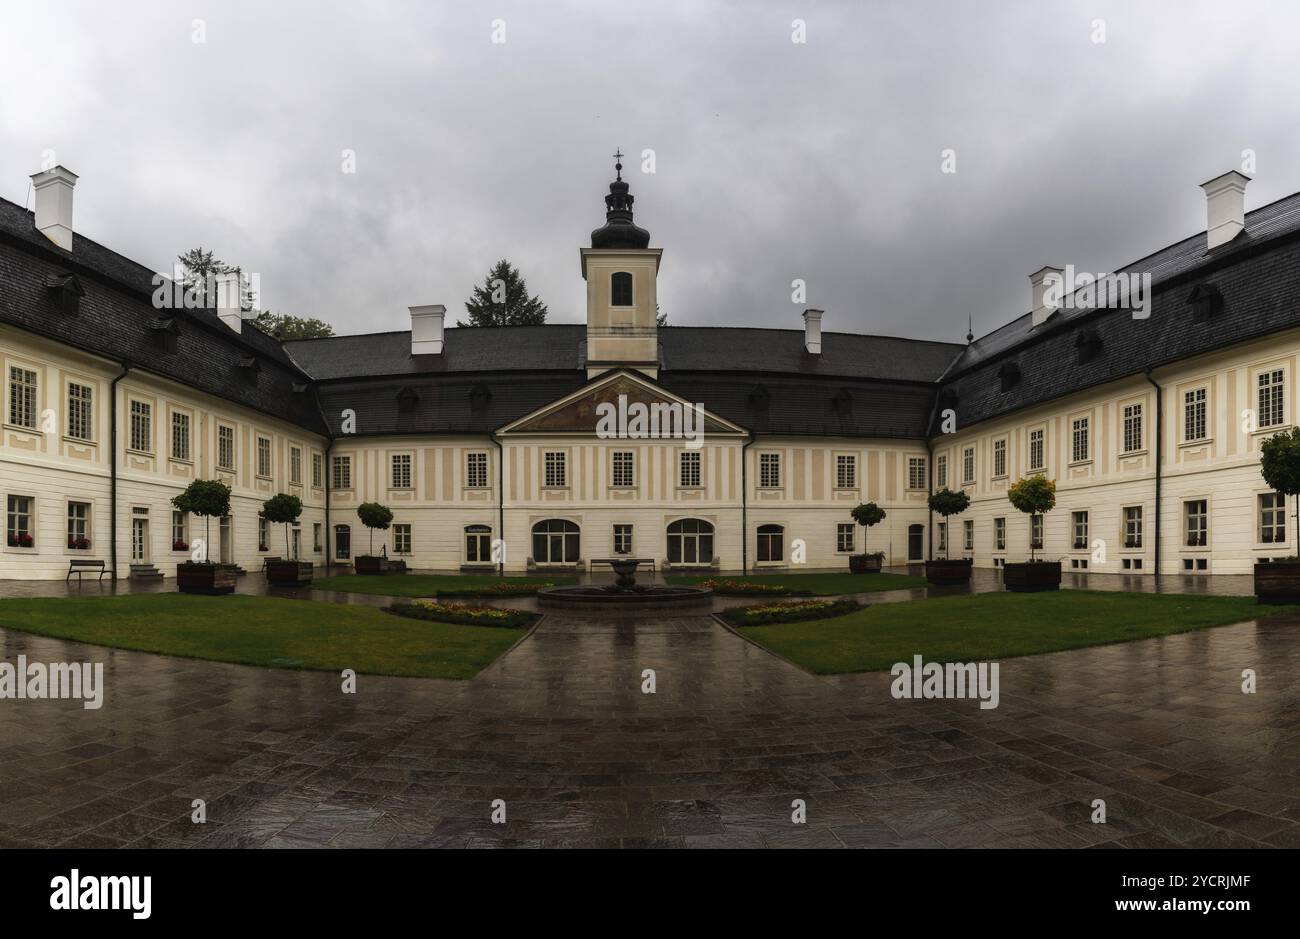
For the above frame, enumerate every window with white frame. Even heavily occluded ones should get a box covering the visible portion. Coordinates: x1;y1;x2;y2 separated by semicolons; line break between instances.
994;517;1006;551
836;454;857;489
759;453;781;488
613;523;633;555
258;516;269;550
1028;428;1044;471
67;383;92;441
992;438;1007;478
963;519;974;551
937;521;947;554
936;454;947;488
67;501;90;548
680;451;701;488
1260;492;1286;544
836;522;855;553
756;524;784;562
256;436;272;478
172;510;188;548
544;451;567;487
1123;506;1143;548
393;523;412;554
171;412;190;461
7;367;37;429
465;525;492;563
1072;511;1089;549
391;453;412;489
1184;388;1207;441
332;454;352;489
908;456;926;490
1071;417;1090;462
611;451;634;488
7;495;34;547
218;425;236;471
312;453;324;488
1030;514;1043;549
129;400;152;452
961;447;974;484
1122;403;1143;453
1258;369;1285;428
313;523;322;552
290;446;302;485
466;452;488;488
1185;499;1208;547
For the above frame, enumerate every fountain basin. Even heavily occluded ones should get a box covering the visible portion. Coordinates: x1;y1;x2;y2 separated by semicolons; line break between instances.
536;583;713;612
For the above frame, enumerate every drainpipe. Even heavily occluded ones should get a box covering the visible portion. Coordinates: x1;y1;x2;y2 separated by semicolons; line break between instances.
740;434;756;573
1144;370;1162;581
491;433;505;577
922;391;945;564
311;392;333;573
109;362;132;581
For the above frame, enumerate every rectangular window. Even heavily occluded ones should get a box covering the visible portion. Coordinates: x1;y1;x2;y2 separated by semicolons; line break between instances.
1028;428;1044;472
129;400;152;453
994;517;1006;551
313;523;322;552
391;453;412;489
172;509;187;548
67;382;93;441
992;438;1007;478
759;453;781;489
312;453;324;488
1123;403;1143;453
67;501;90;547
1260;492;1287;544
1030;514;1043;550
613;524;633;555
7;495;34;546
836;454;857;489
171;412;191;461
836;523;855;553
258;516;269;550
1072;510;1089;550
290;446;302;485
256;436;272;478
1071;417;1090;463
332;455;352;489
963;519;974;552
1185;499;1208;547
544;451;567;488
908;456;926;491
466;452;489;488
1258;369;1285;428
1184;388;1207;441
936;454;947;488
1124;506;1143;548
937;521;947;554
8;366;38;429
611;451;634;488
393;523;412;554
218;425;236;471
961;447;974;484
680;451;702;488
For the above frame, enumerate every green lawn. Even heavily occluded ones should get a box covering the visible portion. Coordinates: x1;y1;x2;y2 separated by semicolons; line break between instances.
667;571;926;595
736;590;1281;674
0;594;523;679
312;573;575;598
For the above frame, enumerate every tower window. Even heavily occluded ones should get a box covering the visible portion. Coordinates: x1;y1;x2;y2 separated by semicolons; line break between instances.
611;271;633;307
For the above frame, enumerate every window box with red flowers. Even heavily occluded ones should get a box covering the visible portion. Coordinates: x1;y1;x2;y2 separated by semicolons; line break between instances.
7;533;35;549
172;540;190;552
67;537;91;550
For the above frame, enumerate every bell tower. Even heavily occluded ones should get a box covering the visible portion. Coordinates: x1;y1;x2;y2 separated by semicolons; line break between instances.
582;151;662;378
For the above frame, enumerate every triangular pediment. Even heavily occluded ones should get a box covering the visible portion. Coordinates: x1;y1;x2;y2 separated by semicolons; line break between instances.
497;370;746;437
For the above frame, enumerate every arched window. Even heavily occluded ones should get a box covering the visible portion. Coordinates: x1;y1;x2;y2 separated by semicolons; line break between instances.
757;524;784;563
465;525;492;563
334;524;351;560
667;518;714;565
611;271;633;307
532;519;580;564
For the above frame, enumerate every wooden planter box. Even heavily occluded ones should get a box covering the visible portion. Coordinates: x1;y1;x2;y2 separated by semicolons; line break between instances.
849;554;883;574
1003;561;1062;592
354;555;390;575
266;560;314;586
1254;561;1300;603
176;563;237;595
925;558;972;585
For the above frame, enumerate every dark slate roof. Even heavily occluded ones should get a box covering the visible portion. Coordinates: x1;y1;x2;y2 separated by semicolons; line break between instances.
0;198;325;434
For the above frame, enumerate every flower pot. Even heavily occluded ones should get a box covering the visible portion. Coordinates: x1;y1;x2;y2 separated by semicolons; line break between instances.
1003;561;1062;592
354;555;390;575
266;560;314;586
849;554;883;574
1253;560;1300;603
925;558;972;585
176;562;237;595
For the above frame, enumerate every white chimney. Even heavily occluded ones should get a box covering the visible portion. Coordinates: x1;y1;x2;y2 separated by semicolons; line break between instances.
1200;170;1250;251
1029;265;1063;327
803;308;824;354
216;271;242;333
30;165;78;251
410;304;445;355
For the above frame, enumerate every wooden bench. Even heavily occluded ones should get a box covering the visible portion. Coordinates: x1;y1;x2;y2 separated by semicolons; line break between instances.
67;558;107;581
261;556;282;572
590;557;657;573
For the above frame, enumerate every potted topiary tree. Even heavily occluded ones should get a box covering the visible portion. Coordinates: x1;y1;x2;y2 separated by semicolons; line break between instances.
262;493;312;586
171;479;235;594
1004;474;1061;592
354;502;394;574
848;502;887;573
926;488;973;584
1255;428;1300;602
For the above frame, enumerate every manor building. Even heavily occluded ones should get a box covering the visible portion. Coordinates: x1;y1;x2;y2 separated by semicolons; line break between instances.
2;161;1299;580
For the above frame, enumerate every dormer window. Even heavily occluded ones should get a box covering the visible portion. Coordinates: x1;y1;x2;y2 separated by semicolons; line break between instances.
236;356;260;384
997;362;1021;392
397;386;419;413
45;272;85;315
1188;282;1223;321
831;388;853;414
469;384;492;411
1074;329;1102;364
611;271;633;307
149;315;180;353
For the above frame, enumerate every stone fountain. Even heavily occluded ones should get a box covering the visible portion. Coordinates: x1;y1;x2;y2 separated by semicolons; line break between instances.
537;559;712;612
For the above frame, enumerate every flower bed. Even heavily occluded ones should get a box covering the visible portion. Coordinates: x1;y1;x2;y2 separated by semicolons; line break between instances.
721;597;861;626
385;600;534;629
435;582;556;598
698;579;812;597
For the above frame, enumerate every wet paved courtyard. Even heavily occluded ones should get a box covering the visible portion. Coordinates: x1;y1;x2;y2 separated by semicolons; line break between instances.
1;572;1298;848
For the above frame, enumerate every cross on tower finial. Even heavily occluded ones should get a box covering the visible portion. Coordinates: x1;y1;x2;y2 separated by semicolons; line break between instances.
613;148;624;180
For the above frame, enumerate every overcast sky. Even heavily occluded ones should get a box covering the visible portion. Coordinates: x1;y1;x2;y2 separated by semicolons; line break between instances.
2;0;1298;345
